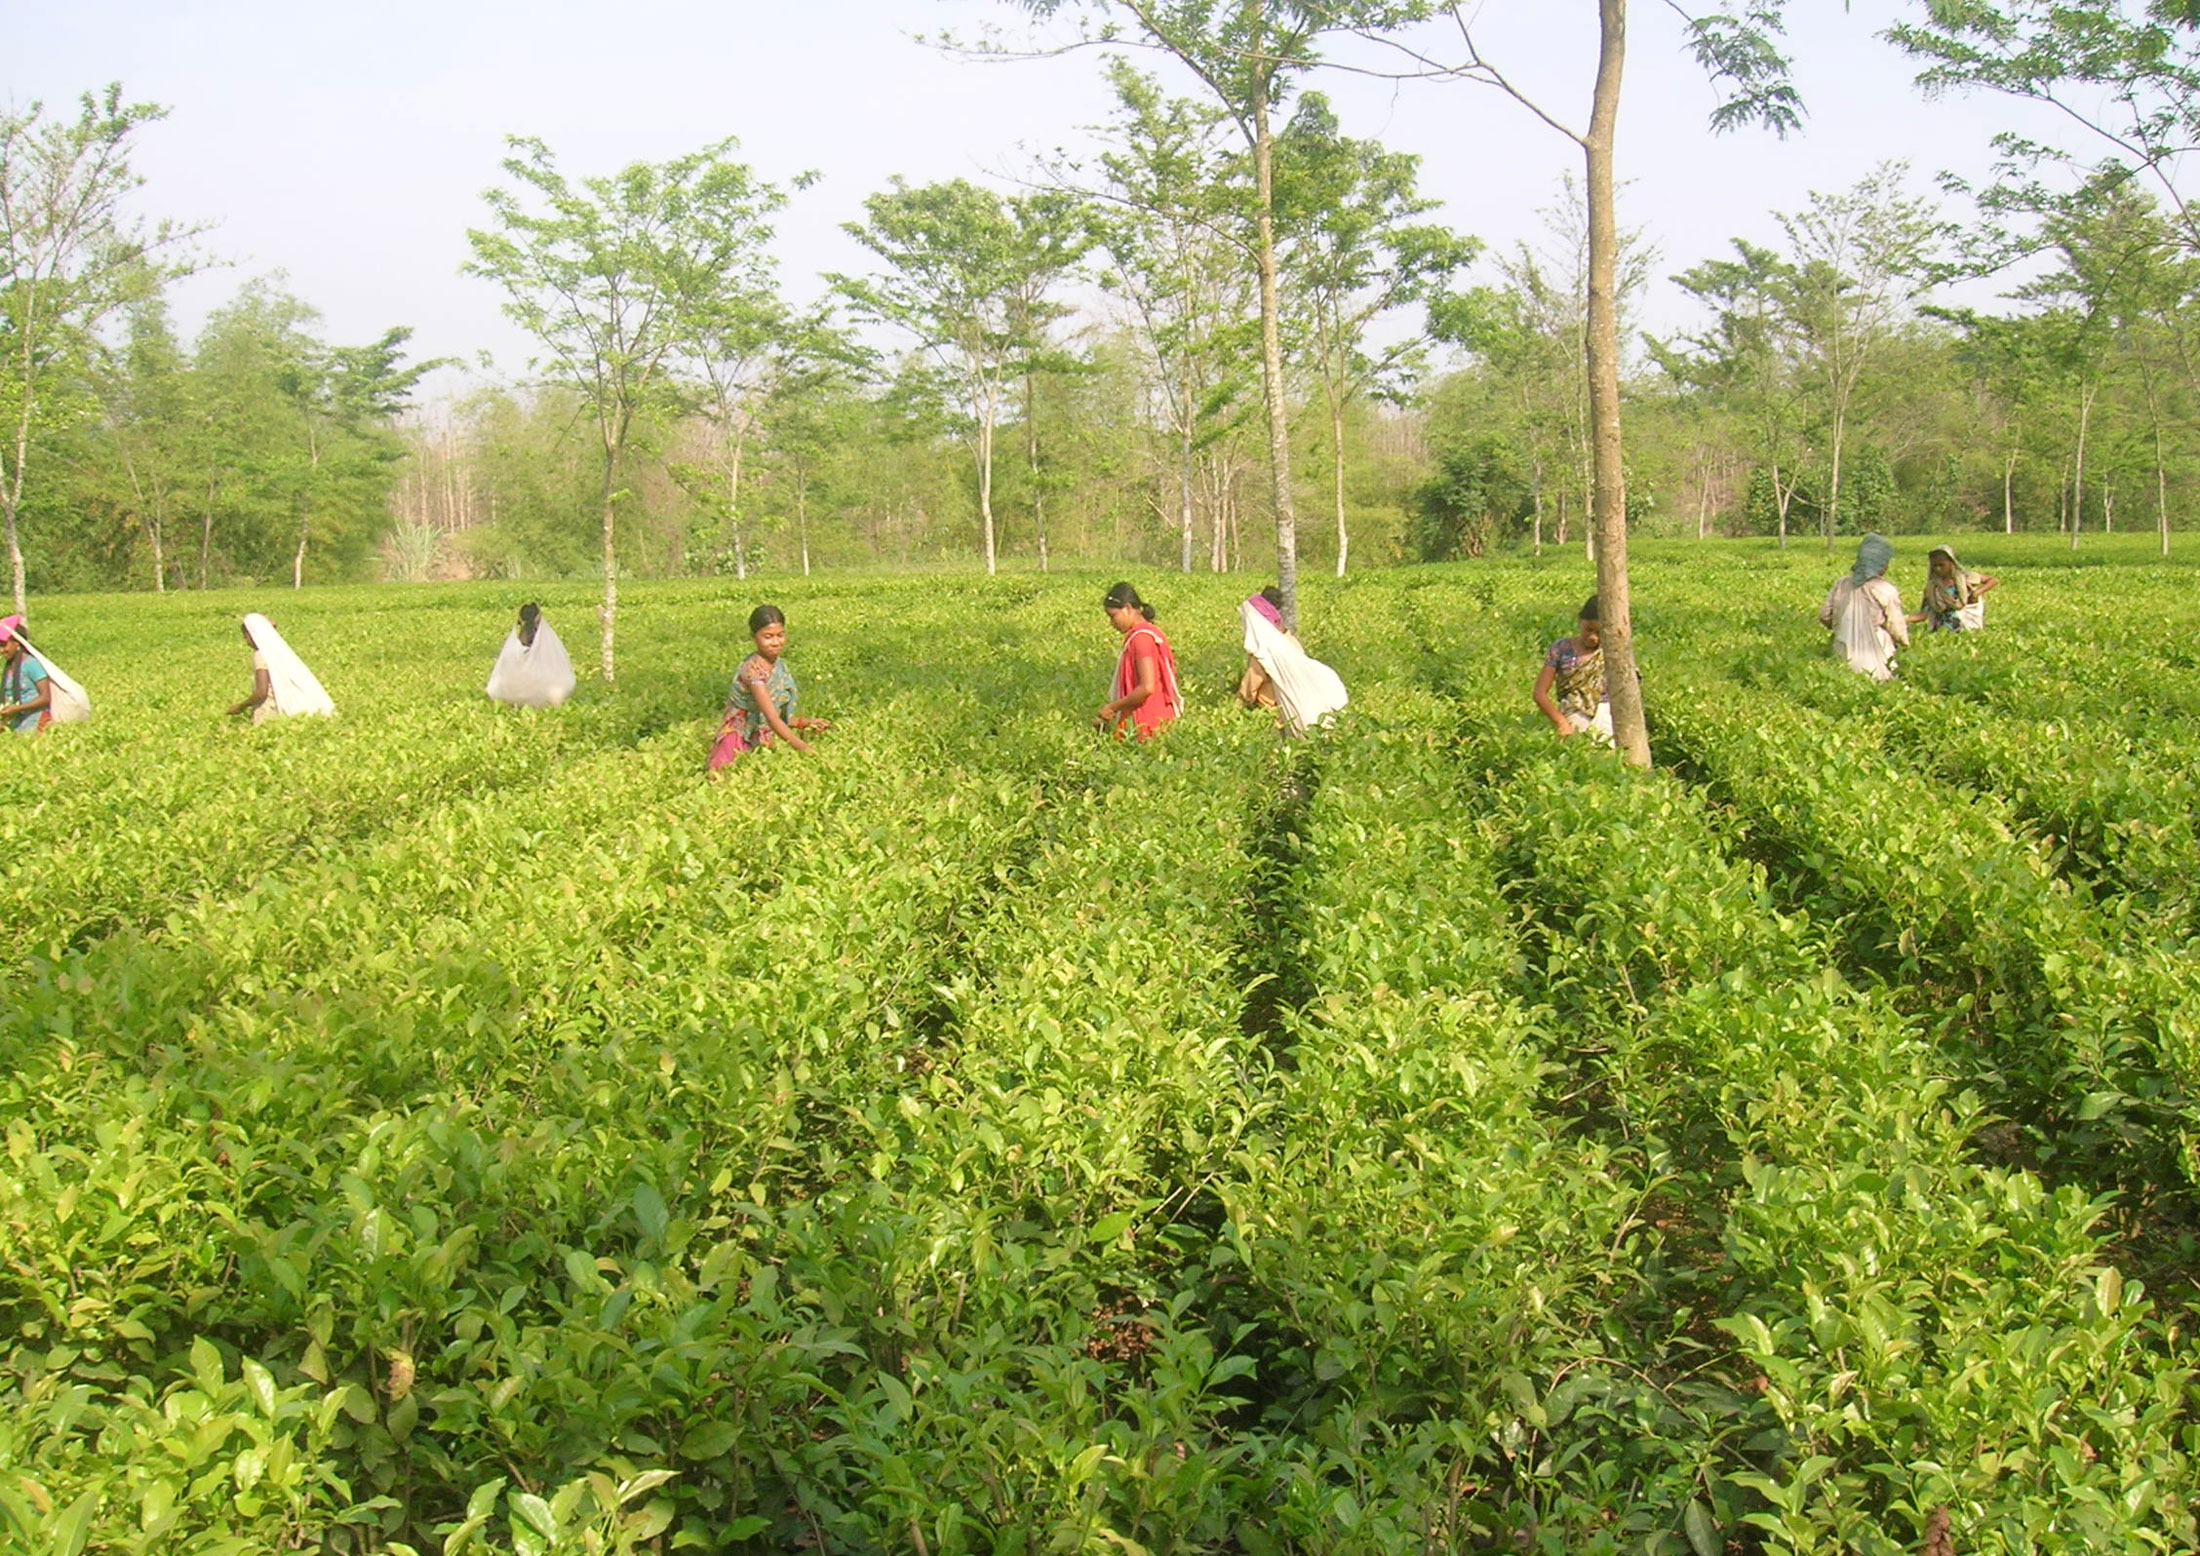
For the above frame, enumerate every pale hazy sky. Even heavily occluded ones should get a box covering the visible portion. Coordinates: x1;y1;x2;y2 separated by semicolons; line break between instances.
12;0;2068;393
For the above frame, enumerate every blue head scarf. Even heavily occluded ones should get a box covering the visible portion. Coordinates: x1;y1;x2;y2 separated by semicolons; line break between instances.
1848;533;1894;586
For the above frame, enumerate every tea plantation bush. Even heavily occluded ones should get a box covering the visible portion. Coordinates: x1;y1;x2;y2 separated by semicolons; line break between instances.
3;539;2196;1552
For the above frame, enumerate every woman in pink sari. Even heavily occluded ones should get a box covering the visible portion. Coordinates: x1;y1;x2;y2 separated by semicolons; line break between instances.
1096;581;1181;740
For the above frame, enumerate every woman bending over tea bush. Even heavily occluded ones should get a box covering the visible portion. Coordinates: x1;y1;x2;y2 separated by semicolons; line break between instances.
1534;595;1611;742
228;614;336;721
1238;585;1348;737
710;604;830;770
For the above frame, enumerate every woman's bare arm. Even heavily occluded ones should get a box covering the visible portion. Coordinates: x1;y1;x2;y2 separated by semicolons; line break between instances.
748;667;812;753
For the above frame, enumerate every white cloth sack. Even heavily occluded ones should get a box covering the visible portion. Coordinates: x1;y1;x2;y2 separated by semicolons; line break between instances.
486;619;576;708
243;613;336;720
1955;600;1985;631
17;635;89;723
1241;600;1349;736
1830;578;1899;681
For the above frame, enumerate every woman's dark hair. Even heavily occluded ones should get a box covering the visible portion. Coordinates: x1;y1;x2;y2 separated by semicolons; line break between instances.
1579;595;1601;622
1104;581;1156;622
1259;585;1284;611
519;602;541;626
748;604;786;635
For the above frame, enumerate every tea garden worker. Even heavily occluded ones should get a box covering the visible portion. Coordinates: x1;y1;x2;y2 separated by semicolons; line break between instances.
1237;586;1348;737
709;604;831;771
1533;595;1612;742
1910;545;1999;633
486;602;577;708
229;613;337;722
0;615;53;735
1096;580;1181;740
1820;533;1910;681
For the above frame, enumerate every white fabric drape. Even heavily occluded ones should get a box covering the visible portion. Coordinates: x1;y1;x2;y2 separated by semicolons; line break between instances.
243;613;336;719
486;619;576;708
16;634;90;723
1825;578;1905;681
1241;601;1349;736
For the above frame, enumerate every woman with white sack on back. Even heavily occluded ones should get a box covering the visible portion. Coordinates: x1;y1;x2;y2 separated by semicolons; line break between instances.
486;602;575;708
1237;586;1348;737
229;614;335;722
1820;533;1910;682
0;614;90;734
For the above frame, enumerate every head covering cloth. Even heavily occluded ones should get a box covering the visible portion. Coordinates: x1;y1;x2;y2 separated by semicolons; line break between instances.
242;613;336;718
1241;595;1348;737
1922;545;1980;615
1849;533;1894;585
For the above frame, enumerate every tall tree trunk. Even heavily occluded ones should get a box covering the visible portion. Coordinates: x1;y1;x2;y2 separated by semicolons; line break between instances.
728;430;749;581
1824;403;1847;549
1180;405;1196;574
5;396;31;614
1332;394;1349;577
599;441;620;682
2070;381;2095;552
2151;384;2170;557
1585;0;1648;768
200;474;216;590
797;470;812;577
2003;449;2016;534
1251;63;1300;626
1026;371;1048;573
1531;460;1544;557
977;383;998;576
2102;477;2113;534
148;520;165;592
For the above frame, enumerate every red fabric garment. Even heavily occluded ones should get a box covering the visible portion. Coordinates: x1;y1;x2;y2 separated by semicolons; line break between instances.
1111;623;1181;740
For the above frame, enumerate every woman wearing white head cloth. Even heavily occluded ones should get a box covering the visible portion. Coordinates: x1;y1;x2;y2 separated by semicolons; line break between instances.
1238;587;1348;736
229;614;336;722
486;602;576;708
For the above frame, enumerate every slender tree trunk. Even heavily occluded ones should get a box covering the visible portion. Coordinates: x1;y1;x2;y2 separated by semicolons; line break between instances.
1531;460;1544;557
2003;449;2016;534
1251;66;1300;627
1585;0;1648;768
2158;450;2170;557
5;395;31;614
977;383;998;576
2070;382;2095;552
148;520;165;592
728;430;749;581
1179;400;1195;575
599;439;620;682
1332;394;1349;578
798;471;811;577
1026;371;1047;573
2152;391;2170;557
200;474;216;589
2102;477;2113;534
1824;403;1847;549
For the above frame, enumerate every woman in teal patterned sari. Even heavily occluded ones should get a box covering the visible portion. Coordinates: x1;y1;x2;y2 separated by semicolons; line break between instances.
710;605;831;770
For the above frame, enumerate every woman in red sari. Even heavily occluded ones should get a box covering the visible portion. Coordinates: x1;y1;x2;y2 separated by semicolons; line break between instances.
1096;581;1181;740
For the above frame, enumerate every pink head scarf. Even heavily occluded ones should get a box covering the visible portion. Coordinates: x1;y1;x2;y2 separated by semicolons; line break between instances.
0;614;21;645
1245;593;1283;628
